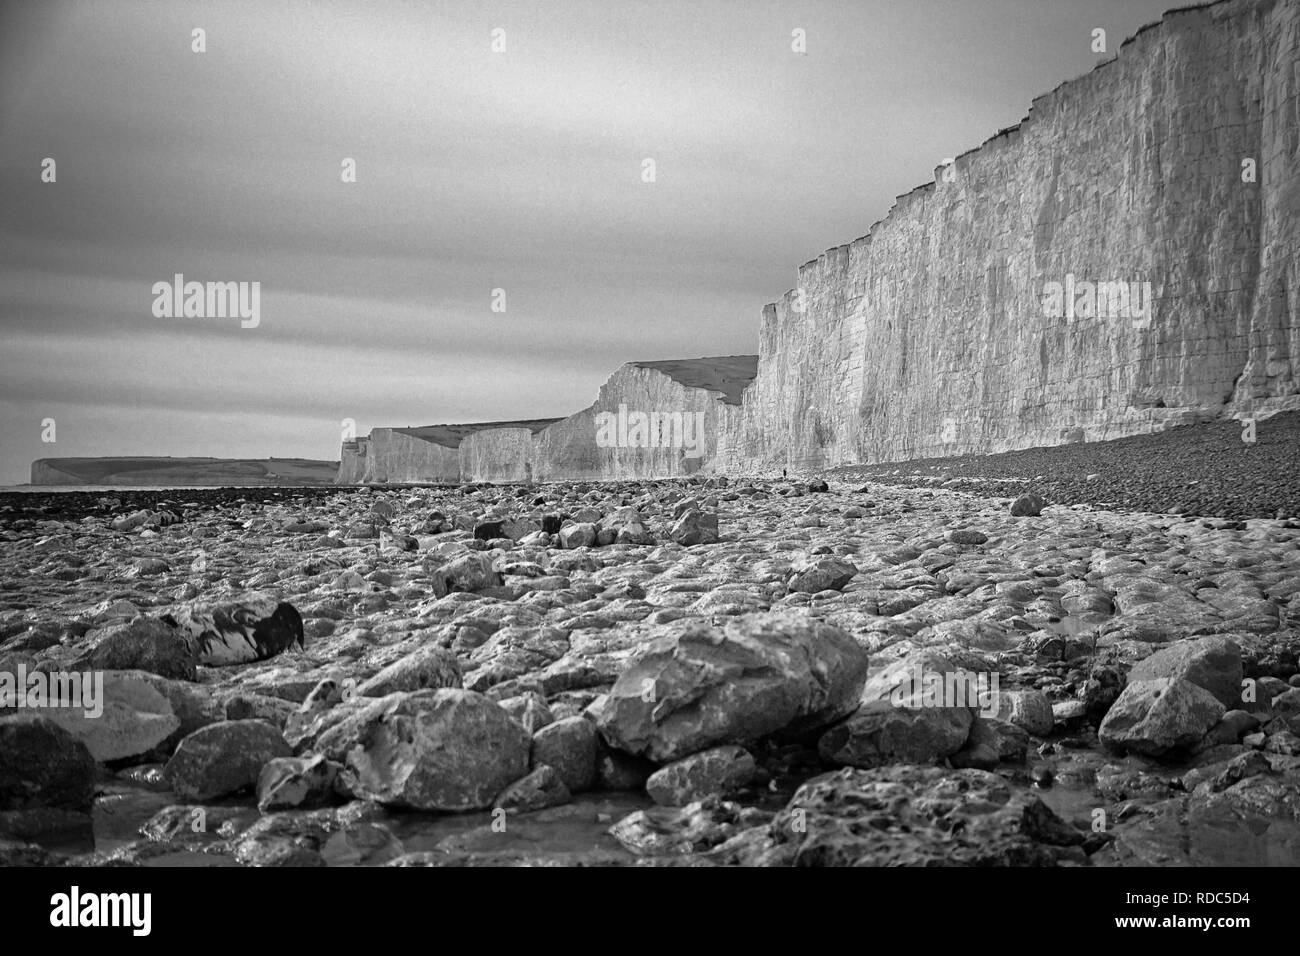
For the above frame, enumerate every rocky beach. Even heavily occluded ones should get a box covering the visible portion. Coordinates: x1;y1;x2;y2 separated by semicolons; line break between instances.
3;0;1298;895
3;418;1298;868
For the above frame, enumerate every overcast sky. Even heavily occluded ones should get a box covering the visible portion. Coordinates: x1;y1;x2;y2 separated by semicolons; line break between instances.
0;0;1180;485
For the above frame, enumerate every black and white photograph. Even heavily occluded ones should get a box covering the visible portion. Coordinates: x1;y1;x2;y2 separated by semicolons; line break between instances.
0;0;1296;925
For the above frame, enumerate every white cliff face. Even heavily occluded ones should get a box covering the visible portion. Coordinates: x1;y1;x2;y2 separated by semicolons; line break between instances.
726;0;1300;469
339;360;755;483
338;0;1296;485
362;429;461;483
533;363;736;481
336;439;368;484
459;428;535;483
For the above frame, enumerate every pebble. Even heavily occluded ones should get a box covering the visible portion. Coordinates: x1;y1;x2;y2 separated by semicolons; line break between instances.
2;475;1298;867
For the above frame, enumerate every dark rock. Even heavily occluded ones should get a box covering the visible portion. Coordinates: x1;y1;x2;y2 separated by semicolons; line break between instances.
0;716;96;812
532;716;598;793
165;720;292;801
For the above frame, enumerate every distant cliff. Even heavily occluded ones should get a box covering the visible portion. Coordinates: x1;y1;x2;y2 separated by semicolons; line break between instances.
341;357;756;483
725;0;1300;469
30;457;339;486
347;0;1297;482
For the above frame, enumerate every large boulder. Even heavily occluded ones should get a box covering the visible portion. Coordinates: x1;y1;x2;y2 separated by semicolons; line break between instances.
327;689;531;811
72;617;198;680
597;611;869;762
165;720;292;800
1099;678;1226;757
0;715;96;811
1128;637;1243;709
37;671;181;762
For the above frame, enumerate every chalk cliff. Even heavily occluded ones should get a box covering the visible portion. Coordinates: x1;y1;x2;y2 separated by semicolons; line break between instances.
342;358;756;483
338;420;561;484
345;0;1297;483
725;0;1300;469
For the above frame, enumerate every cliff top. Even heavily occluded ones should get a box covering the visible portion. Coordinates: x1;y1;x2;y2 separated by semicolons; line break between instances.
393;419;565;448
629;355;759;405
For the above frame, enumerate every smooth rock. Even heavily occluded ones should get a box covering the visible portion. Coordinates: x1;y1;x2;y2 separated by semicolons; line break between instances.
597;611;869;762
645;745;756;806
165;720;292;801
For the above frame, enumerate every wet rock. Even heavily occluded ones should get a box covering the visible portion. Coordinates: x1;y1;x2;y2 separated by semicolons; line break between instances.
1098;678;1226;757
256;755;340;812
231;807;402;867
952;716;1029;769
723;765;1084;866
140;804;247;844
1199;709;1260;749
1102;773;1300;866
0;838;54;867
646;745;756;806
1052;700;1089;728
494;765;572;813
332;689;531;811
818;699;973;768
609;797;765;856
165;720;292;801
1129;637;1243;709
598;611;869;762
0;715;96;812
532;716;598;793
995;689;1055;736
1080;663;1126;719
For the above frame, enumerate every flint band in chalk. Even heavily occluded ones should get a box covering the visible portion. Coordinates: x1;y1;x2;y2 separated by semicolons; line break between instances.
49;886;152;937
594;404;707;459
151;273;261;328
0;664;103;718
